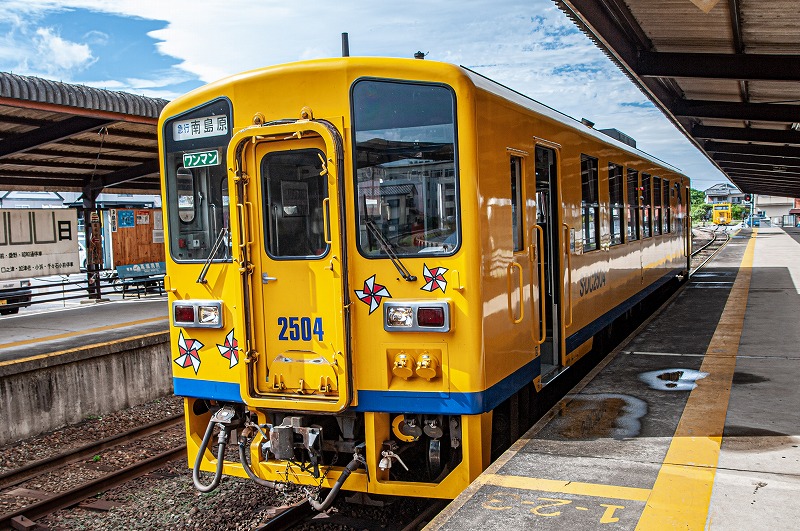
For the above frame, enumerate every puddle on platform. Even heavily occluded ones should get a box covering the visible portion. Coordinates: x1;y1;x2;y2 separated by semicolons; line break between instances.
639;368;708;391
557;393;647;440
732;371;770;385
722;426;799;452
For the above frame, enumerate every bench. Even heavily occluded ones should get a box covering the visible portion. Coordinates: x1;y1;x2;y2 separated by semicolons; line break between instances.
115;262;166;299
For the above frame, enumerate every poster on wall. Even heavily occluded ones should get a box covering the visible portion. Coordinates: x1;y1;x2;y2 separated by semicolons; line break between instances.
0;209;81;280
136;210;150;225
109;209;118;233
153;210;163;230
118;210;135;228
152;230;164;244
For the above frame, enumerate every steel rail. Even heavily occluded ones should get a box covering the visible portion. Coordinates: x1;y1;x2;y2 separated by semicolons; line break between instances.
0;445;186;528
690;227;731;274
0;413;183;490
254;499;315;531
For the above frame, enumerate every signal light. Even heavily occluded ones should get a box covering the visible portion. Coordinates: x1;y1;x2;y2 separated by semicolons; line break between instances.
744;194;752;202
174;305;195;323
417;307;445;327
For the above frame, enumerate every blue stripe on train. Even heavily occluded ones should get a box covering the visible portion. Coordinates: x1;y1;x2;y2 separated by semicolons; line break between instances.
352;355;541;415
173;269;681;413
564;268;681;353
173;378;243;402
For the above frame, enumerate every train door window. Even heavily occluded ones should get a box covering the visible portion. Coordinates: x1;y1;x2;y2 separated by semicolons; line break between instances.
641;173;652;238
608;163;624;246
261;149;329;259
510;155;524;252
626;169;640;241
664;181;672;233
581;154;599;252
653;177;663;236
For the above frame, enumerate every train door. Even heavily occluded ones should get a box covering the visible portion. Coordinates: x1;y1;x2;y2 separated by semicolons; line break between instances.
534;144;563;384
234;121;351;413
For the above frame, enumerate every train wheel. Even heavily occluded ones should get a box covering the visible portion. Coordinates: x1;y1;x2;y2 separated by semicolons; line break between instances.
427;438;443;478
490;402;512;461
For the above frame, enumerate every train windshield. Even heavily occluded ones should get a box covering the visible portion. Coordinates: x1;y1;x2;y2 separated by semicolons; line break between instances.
162;99;233;263
352;80;459;257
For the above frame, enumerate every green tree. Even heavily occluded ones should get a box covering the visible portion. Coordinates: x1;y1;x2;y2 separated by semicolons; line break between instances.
691;203;712;224
731;204;745;220
690;188;706;206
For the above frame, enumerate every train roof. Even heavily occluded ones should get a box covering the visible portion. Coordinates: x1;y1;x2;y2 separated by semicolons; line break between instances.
167;57;685;178
460;66;685;176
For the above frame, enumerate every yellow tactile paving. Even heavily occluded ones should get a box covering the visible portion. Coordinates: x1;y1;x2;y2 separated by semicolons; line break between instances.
635;230;756;529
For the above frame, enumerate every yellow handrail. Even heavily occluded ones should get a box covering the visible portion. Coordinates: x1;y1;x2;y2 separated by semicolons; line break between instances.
507;262;524;324
563;223;573;327
534;224;547;345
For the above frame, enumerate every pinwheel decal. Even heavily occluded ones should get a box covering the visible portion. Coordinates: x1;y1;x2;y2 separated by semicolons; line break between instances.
355;274;392;314
174;331;203;374
421;264;448;293
216;329;239;369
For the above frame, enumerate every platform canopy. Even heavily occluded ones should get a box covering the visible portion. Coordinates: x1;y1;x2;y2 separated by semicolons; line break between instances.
0;72;168;195
556;0;800;198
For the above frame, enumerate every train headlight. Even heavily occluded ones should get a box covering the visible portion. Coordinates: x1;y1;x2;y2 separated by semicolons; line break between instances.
387;306;414;327
172;300;223;328
384;301;451;332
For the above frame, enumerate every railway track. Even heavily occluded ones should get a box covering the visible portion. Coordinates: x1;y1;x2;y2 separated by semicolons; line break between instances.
0;414;185;530
690;226;731;273
254;497;449;531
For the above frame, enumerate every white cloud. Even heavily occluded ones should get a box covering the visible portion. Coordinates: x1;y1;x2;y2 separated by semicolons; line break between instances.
33;27;96;74
0;0;727;188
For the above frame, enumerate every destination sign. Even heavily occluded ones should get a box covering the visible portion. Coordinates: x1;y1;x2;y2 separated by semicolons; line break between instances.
173;114;229;141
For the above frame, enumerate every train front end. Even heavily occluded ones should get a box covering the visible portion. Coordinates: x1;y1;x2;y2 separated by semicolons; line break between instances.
159;58;492;504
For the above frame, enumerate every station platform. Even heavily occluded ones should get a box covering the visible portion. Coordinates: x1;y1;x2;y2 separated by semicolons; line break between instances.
0;296;168;363
427;226;800;530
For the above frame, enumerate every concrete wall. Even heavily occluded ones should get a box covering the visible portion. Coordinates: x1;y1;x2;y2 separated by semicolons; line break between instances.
0;331;172;446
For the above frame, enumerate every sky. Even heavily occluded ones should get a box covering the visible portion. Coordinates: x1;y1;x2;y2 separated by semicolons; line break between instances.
0;0;729;191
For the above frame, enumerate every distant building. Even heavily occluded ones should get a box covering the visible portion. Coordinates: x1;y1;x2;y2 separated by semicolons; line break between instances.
755;195;795;224
703;183;744;204
0;191;161;209
0;191;65;208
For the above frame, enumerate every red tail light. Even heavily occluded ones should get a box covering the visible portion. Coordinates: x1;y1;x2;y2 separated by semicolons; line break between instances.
174;305;195;323
417;307;445;327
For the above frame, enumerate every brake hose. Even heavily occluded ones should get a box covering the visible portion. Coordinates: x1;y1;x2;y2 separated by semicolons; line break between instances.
308;457;362;511
238;437;277;488
192;420;229;492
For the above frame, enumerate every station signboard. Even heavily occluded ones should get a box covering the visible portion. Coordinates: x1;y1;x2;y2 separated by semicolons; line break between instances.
0;209;81;281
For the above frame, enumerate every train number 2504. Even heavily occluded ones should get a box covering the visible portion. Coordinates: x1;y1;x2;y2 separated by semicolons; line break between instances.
277;317;324;341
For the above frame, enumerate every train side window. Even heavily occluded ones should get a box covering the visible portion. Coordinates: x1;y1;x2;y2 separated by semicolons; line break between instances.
641;173;652;238
664;180;672;233
608;163;624;246
581;154;599;252
626;169;640;241
510;155;524;252
653;177;662;236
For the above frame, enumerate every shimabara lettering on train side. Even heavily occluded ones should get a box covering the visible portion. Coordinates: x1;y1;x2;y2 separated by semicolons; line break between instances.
0;209;81;281
579;271;607;297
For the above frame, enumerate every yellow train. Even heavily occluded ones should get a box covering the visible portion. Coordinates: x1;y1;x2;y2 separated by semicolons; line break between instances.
712;202;732;225
159;57;690;508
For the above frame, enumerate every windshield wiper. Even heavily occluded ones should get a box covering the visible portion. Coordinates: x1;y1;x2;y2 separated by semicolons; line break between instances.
363;218;416;282
197;227;229;284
